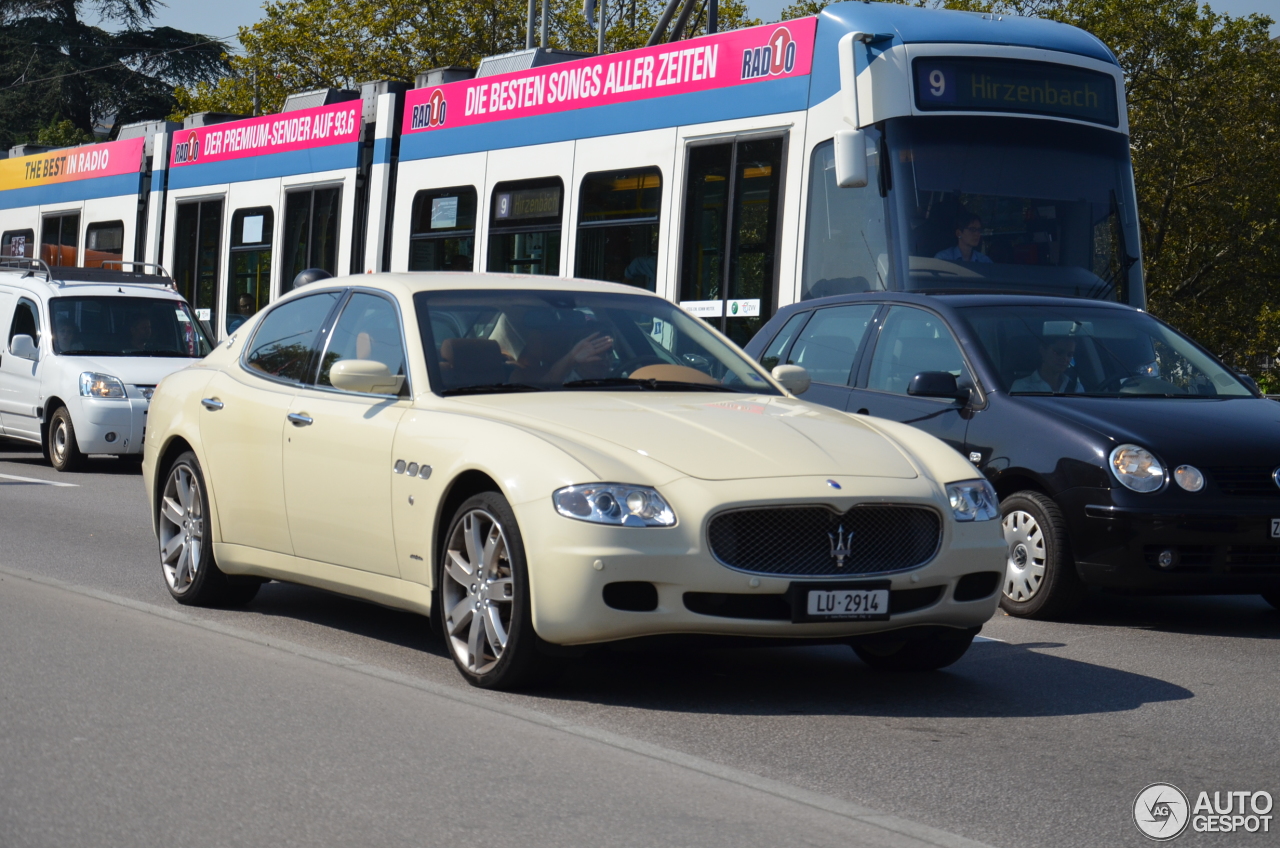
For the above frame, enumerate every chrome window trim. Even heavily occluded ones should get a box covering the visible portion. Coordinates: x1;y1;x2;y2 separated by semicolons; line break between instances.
238;286;347;390
307;285;414;400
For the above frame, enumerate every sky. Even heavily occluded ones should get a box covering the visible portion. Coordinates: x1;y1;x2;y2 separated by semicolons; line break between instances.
106;0;1280;47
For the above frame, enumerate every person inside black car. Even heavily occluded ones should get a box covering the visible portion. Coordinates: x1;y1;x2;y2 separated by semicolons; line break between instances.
1010;335;1085;394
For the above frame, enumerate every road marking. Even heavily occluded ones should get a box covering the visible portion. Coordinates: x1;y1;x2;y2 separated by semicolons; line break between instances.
0;563;997;848
0;473;78;487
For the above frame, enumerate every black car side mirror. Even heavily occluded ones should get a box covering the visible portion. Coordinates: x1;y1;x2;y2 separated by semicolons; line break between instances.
908;371;968;403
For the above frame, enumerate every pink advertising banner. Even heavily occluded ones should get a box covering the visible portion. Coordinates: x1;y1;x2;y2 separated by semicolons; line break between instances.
169;101;362;168
402;18;818;135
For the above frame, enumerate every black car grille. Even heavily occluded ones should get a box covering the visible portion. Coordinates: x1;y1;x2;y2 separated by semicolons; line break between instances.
707;505;941;577
1205;466;1280;498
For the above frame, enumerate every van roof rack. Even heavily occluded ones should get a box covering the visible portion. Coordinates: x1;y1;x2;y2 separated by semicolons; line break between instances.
0;256;52;280
0;257;175;289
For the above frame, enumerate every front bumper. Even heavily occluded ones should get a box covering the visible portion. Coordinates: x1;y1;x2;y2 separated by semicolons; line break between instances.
1063;488;1280;593
71;389;149;455
516;475;1006;646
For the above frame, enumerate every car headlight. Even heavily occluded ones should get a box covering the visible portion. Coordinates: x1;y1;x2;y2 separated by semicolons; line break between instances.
553;484;676;527
1110;444;1164;493
947;479;999;522
79;372;126;399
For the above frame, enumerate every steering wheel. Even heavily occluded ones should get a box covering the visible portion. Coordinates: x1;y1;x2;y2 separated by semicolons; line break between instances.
1095;374;1132;393
615;355;667;377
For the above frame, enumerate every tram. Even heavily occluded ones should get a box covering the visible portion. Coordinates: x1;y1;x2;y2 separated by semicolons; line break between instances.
0;2;1142;346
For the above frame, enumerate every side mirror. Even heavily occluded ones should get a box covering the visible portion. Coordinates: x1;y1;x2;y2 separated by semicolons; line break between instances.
330;359;405;395
772;364;811;396
10;334;38;360
834;129;868;188
907;371;967;402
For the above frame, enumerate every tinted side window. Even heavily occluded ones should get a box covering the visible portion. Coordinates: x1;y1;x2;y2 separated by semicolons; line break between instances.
801;135;887;300
317;292;408;395
409;187;477;271
759;310;811;371
245;292;341;383
867;306;967;395
84;220;125;269
786;304;878;386
575;167;662;290
9;298;40;346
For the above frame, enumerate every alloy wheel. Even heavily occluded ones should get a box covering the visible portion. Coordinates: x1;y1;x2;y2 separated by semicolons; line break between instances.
1002;509;1047;602
443;508;515;675
160;463;204;594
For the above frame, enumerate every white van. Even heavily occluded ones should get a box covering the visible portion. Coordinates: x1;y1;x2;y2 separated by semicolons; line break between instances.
0;260;213;471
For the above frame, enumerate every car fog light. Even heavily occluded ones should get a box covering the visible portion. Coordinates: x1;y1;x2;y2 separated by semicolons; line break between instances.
105;432;117;443
1110;444;1165;493
1174;465;1204;492
1157;549;1177;569
553;484;676;527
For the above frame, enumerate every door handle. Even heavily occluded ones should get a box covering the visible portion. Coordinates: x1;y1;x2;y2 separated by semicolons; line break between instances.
287;412;313;426
200;398;224;411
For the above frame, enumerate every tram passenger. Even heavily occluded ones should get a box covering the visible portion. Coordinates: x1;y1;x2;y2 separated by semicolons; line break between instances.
237;294;257;317
624;254;657;288
1010;335;1084;394
935;212;993;264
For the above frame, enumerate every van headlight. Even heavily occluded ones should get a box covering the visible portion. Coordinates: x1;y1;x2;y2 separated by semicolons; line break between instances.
1110;444;1165;492
553;484;676;527
947;479;999;521
79;372;126;399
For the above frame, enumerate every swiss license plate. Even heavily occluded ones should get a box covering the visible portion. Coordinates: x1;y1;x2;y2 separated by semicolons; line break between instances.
1271;519;1280;539
788;581;891;622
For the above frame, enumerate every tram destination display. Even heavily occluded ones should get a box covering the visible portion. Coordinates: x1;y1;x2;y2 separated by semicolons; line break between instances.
913;57;1119;127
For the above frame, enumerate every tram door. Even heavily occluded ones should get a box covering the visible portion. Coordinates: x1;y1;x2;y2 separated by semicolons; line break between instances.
173;199;224;335
679;136;784;347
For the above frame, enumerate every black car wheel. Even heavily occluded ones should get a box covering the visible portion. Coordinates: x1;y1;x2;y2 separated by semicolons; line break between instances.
999;491;1085;620
47;406;86;472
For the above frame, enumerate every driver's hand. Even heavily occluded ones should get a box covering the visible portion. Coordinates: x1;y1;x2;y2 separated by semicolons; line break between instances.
569;332;613;364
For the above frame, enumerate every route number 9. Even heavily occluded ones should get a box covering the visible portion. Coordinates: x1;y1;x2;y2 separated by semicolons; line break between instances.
929;69;946;97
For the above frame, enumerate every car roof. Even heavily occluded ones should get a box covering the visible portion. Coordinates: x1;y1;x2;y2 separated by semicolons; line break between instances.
0;266;182;301
288;272;665;301
781;291;1141;314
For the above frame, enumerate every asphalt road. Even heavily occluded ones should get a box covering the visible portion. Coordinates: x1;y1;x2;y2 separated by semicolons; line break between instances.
2;441;1278;848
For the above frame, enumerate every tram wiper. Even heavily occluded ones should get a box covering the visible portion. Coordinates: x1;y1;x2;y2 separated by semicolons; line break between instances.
562;378;740;392
440;383;545;396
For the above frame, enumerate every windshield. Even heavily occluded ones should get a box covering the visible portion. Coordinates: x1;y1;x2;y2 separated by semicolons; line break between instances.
50;296;213;358
413;289;780;396
959;304;1252;398
887;116;1142;302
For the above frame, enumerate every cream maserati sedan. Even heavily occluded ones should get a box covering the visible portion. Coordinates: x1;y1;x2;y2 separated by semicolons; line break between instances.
142;273;1005;688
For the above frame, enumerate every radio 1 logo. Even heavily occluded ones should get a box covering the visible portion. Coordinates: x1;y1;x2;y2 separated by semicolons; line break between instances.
411;90;448;130
172;131;200;165
741;26;798;81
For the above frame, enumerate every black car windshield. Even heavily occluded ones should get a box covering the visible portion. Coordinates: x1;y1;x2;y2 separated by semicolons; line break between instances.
413;289;779;396
50;296;213;357
959;305;1252;398
888;116;1141;302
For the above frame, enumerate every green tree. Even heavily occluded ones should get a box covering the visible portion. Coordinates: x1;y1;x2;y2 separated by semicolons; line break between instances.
0;0;233;148
175;0;759;117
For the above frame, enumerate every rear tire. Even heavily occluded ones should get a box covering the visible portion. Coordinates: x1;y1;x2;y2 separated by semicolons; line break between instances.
853;627;978;672
47;406;86;472
437;492;551;690
1261;592;1280;611
159;451;260;607
999;491;1085;620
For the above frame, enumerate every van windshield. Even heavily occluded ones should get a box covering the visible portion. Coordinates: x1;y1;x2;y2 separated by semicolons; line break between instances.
959;305;1252;398
50;296;212;357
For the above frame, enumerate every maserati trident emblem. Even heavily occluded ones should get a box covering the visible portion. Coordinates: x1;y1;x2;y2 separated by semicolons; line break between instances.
829;525;852;568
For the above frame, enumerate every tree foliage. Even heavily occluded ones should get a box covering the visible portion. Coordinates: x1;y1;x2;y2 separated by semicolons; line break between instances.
0;0;232;147
175;0;759;117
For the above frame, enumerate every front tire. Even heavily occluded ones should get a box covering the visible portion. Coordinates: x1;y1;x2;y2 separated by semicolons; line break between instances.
47;406;86;472
438;492;548;689
159;451;259;607
853;627;978;672
999;491;1085;620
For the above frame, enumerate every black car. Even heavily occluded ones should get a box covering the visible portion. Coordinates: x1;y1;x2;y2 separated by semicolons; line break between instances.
744;292;1280;618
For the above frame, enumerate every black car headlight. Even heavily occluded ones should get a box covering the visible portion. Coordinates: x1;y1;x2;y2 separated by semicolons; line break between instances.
1110;444;1165;493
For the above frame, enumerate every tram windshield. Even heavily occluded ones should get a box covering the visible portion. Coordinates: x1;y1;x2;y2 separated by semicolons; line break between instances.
887;116;1141;302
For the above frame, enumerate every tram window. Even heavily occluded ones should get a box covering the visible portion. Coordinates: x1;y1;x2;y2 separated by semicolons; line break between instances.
227;206;274;335
575;167;662;290
801;135;888;300
679;137;784;347
281;186;341;293
2;229;33;258
84;221;124;269
40;212;80;267
408;187;477;271
173;199;224;332
487;177;563;276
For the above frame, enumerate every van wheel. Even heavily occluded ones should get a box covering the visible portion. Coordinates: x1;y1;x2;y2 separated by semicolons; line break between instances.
48;406;86;472
160;451;260;607
853;627;978;671
438;492;551;690
999;491;1085;620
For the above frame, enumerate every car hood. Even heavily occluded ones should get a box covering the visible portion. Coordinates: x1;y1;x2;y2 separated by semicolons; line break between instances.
451;392;921;481
1013;396;1280;464
57;355;199;387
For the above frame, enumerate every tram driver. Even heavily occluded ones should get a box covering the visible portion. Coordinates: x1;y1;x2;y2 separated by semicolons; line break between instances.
935;212;993;264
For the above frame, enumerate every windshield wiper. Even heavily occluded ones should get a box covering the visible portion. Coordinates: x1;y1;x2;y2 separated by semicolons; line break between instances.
441;383;544;396
562;377;742;392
